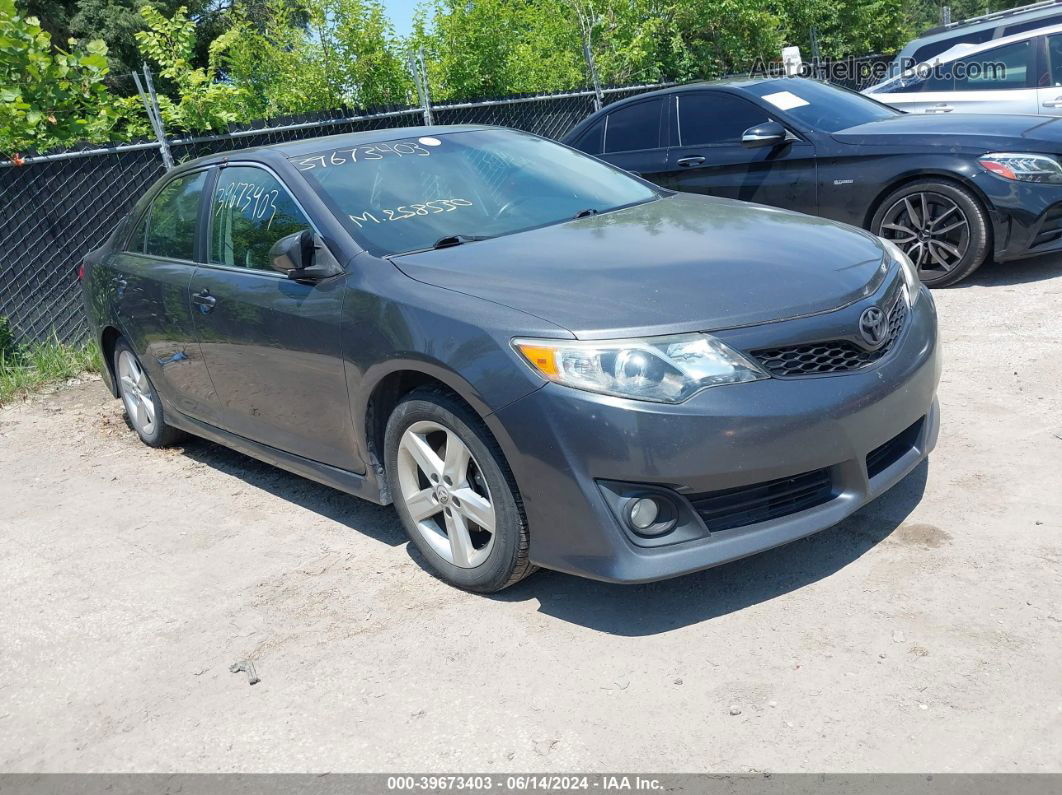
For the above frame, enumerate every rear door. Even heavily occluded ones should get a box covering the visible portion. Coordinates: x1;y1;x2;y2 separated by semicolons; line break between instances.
1037;32;1062;114
658;91;818;213
106;169;219;421
583;96;669;180
188;163;355;469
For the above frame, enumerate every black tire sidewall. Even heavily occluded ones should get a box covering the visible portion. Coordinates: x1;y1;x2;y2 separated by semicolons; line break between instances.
113;338;172;448
384;392;525;592
871;180;989;288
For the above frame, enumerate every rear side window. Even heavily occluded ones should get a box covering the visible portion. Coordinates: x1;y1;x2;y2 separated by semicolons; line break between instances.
604;99;662;153
572;119;604;155
1002;14;1062;37
677;93;771;145
143;171;206;261
912;29;994;64
1047;33;1062;85
210;166;311;270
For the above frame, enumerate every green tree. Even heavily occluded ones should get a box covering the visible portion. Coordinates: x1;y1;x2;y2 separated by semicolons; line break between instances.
135;4;244;131
410;0;585;100
0;0;137;155
223;0;413;115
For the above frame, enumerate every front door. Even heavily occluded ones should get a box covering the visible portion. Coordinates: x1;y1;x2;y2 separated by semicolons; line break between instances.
658;91;818;214
189;164;355;470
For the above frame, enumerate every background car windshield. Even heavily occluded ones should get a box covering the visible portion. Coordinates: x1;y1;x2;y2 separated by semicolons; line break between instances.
747;80;900;132
292;129;658;256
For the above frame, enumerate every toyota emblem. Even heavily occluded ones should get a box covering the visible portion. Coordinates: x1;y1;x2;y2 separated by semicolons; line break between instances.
858;306;889;349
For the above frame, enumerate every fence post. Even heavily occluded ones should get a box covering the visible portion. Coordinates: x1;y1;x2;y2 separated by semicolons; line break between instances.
409;48;434;126
133;64;174;170
583;42;604;112
809;27;823;81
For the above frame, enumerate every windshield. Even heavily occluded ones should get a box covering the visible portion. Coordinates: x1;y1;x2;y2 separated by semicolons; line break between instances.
292;129;659;256
746;79;901;133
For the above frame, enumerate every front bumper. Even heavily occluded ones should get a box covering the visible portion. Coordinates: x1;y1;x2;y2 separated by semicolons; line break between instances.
975;172;1062;261
487;289;941;583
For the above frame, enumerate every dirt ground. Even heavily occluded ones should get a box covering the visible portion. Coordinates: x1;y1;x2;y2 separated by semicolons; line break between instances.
2;255;1061;774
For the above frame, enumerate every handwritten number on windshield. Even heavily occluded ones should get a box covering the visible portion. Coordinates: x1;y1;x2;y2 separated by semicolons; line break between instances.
296;142;433;171
348;198;472;227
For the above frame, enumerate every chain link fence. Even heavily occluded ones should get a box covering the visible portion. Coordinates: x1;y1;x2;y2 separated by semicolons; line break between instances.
0;56;889;346
0;83;669;345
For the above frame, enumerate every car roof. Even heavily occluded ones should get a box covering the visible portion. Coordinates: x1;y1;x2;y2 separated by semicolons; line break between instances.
173;124;492;170
900;2;1062;54
583;77;788;110
870;20;1062;91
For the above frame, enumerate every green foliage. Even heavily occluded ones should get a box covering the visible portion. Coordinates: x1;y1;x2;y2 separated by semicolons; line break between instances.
0;331;101;406
0;316;16;361
0;0;1041;155
135;5;244;131
410;0;585;100
0;0;132;155
223;0;414;116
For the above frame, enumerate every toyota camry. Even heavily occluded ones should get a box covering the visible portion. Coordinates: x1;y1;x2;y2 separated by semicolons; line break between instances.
81;126;940;592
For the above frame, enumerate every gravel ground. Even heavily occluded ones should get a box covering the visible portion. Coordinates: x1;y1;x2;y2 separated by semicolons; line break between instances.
1;255;1061;773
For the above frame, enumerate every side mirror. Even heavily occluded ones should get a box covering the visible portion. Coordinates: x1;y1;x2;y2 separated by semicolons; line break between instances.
269;229;343;282
741;121;788;149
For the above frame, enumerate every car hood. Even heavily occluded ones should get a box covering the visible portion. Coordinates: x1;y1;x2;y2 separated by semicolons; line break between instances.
832;113;1062;150
390;193;887;339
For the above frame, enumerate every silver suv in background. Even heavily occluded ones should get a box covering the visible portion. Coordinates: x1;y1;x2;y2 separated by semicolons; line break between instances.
865;23;1062;115
885;0;1062;79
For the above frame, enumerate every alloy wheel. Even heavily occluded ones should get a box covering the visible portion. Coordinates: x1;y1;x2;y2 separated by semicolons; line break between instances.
117;350;157;437
879;191;970;279
396;420;496;568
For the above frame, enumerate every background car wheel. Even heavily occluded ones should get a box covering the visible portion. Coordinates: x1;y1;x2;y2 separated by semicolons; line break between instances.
871;179;990;288
113;338;185;448
385;387;534;593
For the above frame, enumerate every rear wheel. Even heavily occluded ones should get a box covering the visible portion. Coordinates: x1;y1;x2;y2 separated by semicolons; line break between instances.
384;388;534;593
871;180;990;287
113;338;185;448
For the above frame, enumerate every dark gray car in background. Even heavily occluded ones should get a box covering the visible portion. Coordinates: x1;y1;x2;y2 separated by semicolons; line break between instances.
81;126;941;592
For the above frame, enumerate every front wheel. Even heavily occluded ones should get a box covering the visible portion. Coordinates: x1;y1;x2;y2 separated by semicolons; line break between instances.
384;388;534;593
871;180;990;287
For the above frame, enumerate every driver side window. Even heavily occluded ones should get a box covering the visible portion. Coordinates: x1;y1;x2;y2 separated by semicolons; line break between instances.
210;167;311;271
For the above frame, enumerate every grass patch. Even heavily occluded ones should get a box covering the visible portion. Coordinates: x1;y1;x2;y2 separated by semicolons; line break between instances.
0;333;102;407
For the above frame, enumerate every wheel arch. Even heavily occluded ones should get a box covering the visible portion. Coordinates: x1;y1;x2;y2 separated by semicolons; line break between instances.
98;325;123;397
863;170;994;241
361;362;499;505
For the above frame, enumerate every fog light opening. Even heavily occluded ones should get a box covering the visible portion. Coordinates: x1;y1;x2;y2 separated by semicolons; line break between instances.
625;495;678;536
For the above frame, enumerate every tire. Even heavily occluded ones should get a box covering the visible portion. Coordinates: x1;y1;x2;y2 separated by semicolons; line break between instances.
384;387;534;593
871;179;990;288
113;338;185;448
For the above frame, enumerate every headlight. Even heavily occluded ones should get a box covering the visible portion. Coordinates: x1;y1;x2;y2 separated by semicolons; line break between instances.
513;333;768;403
978;152;1062;184
879;236;921;306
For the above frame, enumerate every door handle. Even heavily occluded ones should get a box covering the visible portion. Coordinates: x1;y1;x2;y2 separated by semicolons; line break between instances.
676;156;706;167
924;103;954;113
113;276;127;297
192;290;216;313
1043;97;1062;108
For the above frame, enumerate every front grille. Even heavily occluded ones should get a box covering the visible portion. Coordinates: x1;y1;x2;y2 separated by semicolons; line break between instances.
688;468;835;533
751;295;908;378
866;417;924;479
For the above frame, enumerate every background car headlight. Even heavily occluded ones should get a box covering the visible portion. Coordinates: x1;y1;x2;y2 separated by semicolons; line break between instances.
978;152;1062;184
513;333;768;403
879;237;921;306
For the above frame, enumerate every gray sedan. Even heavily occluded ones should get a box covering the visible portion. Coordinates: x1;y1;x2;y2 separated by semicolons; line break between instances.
81;126;940;592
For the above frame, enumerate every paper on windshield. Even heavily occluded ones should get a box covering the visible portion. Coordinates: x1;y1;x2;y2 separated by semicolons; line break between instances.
761;90;810;111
